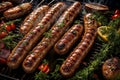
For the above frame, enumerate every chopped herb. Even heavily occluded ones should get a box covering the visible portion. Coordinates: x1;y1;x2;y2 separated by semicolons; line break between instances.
74;20;81;24
71;30;77;35
39;24;44;28
57;21;65;28
30;31;35;34
22;41;28;46
43;30;52;38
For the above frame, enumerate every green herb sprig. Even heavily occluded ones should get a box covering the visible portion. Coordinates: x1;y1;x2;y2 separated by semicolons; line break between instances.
57;20;65;28
1;32;23;49
43;30;52;38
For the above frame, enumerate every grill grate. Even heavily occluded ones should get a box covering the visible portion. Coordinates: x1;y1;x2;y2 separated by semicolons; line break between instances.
0;0;120;80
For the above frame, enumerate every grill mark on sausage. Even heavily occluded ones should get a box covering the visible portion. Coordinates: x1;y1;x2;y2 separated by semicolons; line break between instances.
22;2;81;73
60;13;98;77
7;2;67;69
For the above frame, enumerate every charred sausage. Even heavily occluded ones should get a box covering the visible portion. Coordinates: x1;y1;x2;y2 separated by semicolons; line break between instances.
54;24;83;55
60;13;98;77
3;3;32;19
22;2;82;73
20;5;49;34
7;2;67;69
0;2;13;12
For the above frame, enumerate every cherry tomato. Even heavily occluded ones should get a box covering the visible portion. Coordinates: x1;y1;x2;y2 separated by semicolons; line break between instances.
112;14;120;19
115;9;120;14
38;64;50;74
0;32;8;39
10;23;16;30
38;64;44;70
6;25;12;32
42;64;49;72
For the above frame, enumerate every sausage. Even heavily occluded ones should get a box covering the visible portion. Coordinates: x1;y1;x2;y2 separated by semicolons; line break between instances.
60;13;98;77
85;3;109;12
22;2;82;73
3;2;32;19
20;5;49;34
7;2;67;69
54;24;83;55
0;2;13;12
102;57;120;80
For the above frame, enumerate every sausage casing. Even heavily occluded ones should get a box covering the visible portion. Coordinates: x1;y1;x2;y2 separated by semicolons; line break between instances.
0;2;13;12
7;2;67;69
54;24;83;55
22;1;82;73
60;13;98;77
20;5;49;34
3;3;32;19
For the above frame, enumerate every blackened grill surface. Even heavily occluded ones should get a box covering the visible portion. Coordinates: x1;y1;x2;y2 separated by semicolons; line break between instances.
0;0;120;80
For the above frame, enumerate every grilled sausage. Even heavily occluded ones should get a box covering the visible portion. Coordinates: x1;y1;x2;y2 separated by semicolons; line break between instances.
102;57;120;80
60;13;98;77
7;2;67;69
22;2;82;73
3;3;32;19
54;24;83;55
0;2;13;12
20;5;49;34
85;3;109;12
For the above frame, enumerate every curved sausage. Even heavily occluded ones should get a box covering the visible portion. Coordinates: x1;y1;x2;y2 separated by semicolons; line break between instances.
54;24;83;55
7;2;67;69
3;2;32;19
20;5;49;34
22;2;82;73
60;13;98;77
0;2;13;12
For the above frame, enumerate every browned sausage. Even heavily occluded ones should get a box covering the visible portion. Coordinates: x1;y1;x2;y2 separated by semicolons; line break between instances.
102;57;120;80
20;5;49;34
54;24;83;55
3;3;32;19
85;3;109;12
22;2;82;73
7;2;67;69
0;2;13;12
60;13;98;77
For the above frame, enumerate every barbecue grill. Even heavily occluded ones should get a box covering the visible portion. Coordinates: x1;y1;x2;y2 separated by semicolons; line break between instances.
0;0;120;80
